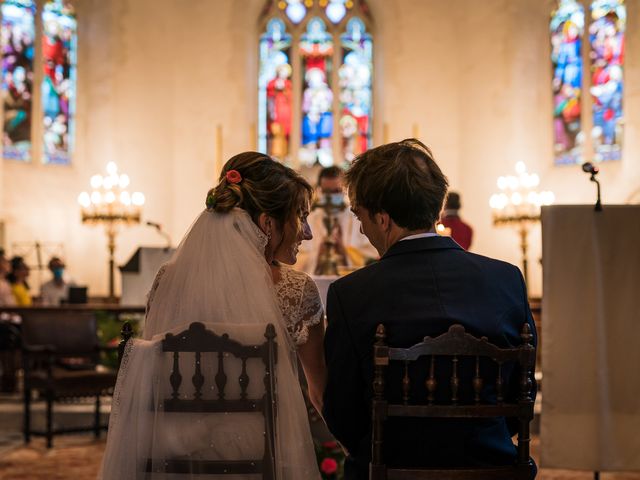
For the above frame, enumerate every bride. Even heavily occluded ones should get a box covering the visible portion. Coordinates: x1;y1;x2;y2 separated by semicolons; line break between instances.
100;152;325;479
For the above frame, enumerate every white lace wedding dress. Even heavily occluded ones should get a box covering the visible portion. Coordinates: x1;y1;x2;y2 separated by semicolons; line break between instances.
99;208;322;479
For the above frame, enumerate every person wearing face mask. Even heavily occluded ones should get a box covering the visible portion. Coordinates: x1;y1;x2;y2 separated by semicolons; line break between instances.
297;166;377;276
40;256;72;306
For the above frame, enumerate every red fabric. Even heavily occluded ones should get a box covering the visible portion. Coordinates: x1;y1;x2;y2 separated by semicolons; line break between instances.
441;215;473;251
43;36;65;80
266;77;292;136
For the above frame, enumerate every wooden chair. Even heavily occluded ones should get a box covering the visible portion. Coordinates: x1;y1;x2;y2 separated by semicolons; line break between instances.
370;323;536;480
21;311;118;448
134;321;278;478
0;321;20;392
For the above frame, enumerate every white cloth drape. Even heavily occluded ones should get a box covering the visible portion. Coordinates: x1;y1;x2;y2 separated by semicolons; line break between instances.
540;205;640;471
100;209;320;479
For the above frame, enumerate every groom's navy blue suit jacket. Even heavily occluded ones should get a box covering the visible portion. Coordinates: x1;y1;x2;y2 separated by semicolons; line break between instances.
323;235;537;479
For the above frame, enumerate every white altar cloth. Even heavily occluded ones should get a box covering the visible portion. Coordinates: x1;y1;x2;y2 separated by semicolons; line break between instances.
540;205;640;471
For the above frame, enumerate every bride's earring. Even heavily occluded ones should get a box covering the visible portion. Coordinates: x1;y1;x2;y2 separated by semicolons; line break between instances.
265;230;277;265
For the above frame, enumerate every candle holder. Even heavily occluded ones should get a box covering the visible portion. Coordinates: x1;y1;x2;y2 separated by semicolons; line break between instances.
490;162;554;285
78;162;145;300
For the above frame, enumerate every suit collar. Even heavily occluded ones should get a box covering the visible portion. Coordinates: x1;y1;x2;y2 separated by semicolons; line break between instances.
382;235;463;259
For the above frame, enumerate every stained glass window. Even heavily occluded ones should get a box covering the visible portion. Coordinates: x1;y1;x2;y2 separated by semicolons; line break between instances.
326;0;347;24
41;0;76;165
260;0;372;167
299;17;334;167
1;0;35;161
284;0;306;24
339;17;372;163
589;0;625;162
259;18;292;161
550;0;584;165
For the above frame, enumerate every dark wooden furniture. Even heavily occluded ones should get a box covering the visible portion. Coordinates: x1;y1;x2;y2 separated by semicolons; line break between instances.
370;323;536;480
0;322;20;392
21;311;118;448
139;321;278;478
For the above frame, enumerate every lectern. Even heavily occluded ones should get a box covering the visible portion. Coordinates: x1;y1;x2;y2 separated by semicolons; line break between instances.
119;247;175;306
540;205;640;472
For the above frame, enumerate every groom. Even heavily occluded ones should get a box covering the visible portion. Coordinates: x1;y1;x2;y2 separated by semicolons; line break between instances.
322;139;537;479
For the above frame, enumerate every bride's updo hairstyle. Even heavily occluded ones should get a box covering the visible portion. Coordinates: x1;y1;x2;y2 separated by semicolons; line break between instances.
206;152;312;229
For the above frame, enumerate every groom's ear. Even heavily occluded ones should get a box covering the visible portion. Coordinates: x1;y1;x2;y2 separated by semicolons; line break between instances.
376;211;392;232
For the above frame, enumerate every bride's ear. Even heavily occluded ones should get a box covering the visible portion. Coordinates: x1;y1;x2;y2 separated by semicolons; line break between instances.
258;213;273;237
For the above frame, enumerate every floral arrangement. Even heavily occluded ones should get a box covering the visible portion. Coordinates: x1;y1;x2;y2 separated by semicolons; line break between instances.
315;440;345;479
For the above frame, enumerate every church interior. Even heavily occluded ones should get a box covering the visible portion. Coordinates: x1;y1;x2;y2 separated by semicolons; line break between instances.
0;0;639;478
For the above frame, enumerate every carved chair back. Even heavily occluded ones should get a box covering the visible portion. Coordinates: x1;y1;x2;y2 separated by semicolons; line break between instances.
21;311;100;363
146;321;278;479
370;323;535;480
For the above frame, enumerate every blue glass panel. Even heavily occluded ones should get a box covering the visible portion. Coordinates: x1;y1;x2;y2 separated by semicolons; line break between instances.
589;0;625;162
259;18;292;161
41;0;77;165
299;17;334;167
550;0;584;165
1;0;35;161
339;17;371;164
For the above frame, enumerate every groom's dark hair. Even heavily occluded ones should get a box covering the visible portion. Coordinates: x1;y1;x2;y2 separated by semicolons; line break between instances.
345;138;449;230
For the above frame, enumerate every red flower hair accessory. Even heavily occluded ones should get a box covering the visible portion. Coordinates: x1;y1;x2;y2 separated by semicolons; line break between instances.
225;169;242;184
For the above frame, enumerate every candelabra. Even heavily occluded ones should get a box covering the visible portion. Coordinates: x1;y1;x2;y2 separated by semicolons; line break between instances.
78;162;145;300
489;162;554;285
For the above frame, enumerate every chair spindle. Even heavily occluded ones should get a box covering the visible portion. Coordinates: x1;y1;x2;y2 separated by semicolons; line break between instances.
496;363;503;404
473;355;483;404
192;351;204;400
216;350;227;400
239;357;249;400
170;351;182;400
426;355;436;405
450;354;459;404
519;323;534;402
402;361;410;405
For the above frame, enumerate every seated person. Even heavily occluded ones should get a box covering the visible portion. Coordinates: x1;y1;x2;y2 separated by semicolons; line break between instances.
0;249;16;306
297;166;377;275
40;256;73;306
440;191;473;250
8;256;31;306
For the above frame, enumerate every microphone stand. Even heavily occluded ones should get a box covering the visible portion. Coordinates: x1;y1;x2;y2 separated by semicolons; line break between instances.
590;173;602;212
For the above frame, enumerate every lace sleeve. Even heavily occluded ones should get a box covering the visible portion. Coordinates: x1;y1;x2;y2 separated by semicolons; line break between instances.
292;274;324;346
275;268;324;347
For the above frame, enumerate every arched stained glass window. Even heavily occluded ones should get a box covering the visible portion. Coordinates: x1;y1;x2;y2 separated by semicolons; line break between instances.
299;17;333;166
589;0;625;162
259;18;292;160
339;17;371;163
41;0;76;165
1;0;35;162
550;0;584;165
259;0;373;168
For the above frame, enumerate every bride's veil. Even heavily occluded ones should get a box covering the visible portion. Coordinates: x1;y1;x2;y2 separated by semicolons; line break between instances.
100;209;320;479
